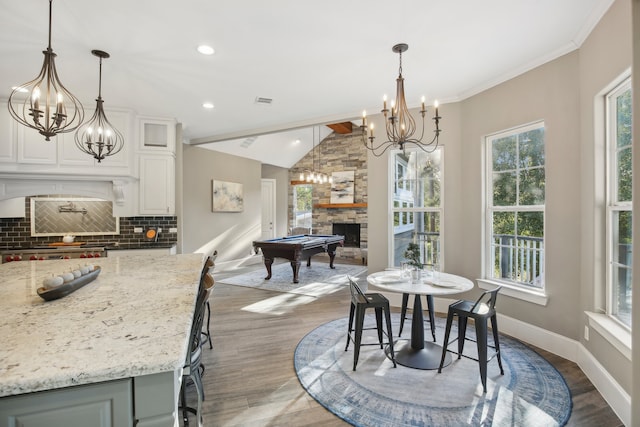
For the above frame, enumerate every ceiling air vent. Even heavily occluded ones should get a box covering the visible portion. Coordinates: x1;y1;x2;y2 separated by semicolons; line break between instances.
255;97;273;105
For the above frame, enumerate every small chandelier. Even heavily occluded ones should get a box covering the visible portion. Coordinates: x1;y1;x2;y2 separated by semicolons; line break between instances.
360;43;442;157
75;50;124;163
7;0;84;141
299;126;332;184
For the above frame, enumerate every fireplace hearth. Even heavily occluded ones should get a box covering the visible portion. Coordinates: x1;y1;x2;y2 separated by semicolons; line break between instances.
332;223;360;248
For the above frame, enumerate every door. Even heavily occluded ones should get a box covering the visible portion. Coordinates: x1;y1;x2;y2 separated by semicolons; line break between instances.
261;179;276;240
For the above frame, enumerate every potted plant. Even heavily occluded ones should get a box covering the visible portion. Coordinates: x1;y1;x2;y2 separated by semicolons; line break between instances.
403;242;423;282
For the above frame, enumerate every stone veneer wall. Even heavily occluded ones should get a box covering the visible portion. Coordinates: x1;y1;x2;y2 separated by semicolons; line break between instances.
289;129;368;262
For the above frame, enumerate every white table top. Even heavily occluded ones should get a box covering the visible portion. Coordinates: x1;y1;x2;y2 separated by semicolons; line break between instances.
367;269;474;296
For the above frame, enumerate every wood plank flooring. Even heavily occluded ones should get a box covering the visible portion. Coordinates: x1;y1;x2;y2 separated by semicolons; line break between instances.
183;262;623;426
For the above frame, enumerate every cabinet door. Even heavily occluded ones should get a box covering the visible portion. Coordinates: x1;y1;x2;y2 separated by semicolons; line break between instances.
59;110;131;170
17;125;57;164
0;102;17;162
138;117;176;153
139;155;175;215
0;379;133;427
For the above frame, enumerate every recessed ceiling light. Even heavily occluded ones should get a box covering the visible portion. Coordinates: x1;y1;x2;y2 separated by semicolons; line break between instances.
197;45;215;55
202;102;214;109
293;139;301;145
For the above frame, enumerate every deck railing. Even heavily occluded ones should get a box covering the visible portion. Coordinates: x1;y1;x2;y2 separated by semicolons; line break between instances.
492;234;544;288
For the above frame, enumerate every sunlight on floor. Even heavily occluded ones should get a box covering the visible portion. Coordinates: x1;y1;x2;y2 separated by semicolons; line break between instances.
241;292;317;315
240;279;351;315
467;382;559;426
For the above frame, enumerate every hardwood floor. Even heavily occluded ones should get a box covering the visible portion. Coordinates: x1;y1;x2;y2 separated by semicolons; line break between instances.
183;262;623;427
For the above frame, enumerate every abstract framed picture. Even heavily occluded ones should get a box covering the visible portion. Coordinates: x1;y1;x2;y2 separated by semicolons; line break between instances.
212;180;244;212
330;171;355;204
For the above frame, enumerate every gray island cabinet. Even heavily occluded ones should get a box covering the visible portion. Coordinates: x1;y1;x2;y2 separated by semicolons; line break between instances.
0;253;204;427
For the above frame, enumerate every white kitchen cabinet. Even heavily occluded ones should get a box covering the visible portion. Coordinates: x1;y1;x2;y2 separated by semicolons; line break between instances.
17;125;57;164
59;109;131;169
138;116;176;153
139;154;175;215
0;103;16;162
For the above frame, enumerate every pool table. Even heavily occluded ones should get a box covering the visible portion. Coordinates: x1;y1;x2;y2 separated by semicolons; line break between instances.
252;234;344;283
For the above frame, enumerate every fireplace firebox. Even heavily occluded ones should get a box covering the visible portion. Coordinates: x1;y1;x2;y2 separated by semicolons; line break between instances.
332;223;360;248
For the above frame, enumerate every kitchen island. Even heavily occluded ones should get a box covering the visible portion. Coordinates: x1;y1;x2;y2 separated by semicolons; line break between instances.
0;253;205;427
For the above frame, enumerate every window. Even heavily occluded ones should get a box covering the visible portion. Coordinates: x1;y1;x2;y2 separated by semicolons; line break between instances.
293;184;312;229
606;78;632;329
391;148;443;269
485;122;545;289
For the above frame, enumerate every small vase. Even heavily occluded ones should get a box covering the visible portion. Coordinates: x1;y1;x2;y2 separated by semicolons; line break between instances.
410;269;421;284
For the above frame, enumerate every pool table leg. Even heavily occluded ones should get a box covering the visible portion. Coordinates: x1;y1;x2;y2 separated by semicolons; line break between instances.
263;257;274;280
328;245;338;269
290;260;301;283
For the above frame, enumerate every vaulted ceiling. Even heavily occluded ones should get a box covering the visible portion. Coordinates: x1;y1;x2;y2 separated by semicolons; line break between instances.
0;0;614;167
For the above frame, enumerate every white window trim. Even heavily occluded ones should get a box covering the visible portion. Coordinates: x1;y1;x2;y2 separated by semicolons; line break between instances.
483;121;547;297
585;311;631;360
605;77;632;326
477;278;548;306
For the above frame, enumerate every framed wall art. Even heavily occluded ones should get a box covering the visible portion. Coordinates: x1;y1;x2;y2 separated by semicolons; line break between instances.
330;171;355;204
212;180;244;212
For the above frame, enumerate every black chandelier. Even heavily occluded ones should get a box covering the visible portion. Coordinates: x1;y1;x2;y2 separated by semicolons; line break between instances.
7;0;84;141
74;50;124;163
360;43;442;156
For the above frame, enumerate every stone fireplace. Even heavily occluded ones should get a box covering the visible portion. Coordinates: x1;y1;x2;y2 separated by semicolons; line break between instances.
288;129;368;263
332;223;361;248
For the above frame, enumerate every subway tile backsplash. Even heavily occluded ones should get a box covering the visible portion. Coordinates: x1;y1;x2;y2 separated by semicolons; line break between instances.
0;197;177;249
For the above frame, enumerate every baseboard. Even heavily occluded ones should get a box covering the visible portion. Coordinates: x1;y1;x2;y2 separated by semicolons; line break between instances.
576;344;631;426
496;313;630;426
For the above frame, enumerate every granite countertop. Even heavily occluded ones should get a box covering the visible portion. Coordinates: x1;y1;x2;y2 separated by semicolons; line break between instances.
0;253;204;397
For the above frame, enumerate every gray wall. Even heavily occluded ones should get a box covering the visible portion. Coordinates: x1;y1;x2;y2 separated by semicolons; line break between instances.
181;145;262;261
367;0;632;397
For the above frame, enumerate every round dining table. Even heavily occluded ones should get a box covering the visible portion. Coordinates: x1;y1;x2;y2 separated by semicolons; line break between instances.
367;270;474;370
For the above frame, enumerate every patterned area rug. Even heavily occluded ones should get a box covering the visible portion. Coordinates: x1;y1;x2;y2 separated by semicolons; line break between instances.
295;314;572;426
217;262;368;296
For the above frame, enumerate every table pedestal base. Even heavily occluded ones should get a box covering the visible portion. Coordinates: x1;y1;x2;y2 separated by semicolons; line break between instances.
387;339;452;370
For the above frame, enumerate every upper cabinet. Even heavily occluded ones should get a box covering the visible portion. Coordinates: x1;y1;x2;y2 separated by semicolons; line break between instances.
0;100;133;175
0;101;177;217
138;116;176;153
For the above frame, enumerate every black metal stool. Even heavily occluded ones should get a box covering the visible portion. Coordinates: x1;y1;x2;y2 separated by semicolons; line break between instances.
345;276;397;371
438;286;504;393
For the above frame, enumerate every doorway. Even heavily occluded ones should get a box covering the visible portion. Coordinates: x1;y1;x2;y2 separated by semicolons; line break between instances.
261;179;276;240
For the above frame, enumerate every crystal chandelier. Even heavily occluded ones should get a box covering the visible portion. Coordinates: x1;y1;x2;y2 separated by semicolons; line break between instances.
7;0;84;141
299;126;332;184
360;43;442;156
74;50;124;163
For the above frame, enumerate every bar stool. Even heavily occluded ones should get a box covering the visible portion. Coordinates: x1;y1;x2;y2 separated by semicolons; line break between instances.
179;272;214;426
438;286;504;393
344;276;396;371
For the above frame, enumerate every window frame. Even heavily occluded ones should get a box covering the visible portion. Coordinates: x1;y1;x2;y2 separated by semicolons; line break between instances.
482;121;546;295
388;146;444;269
605;77;632;330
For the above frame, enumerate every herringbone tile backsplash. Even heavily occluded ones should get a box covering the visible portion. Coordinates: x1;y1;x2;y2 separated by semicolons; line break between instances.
0;196;177;249
32;198;118;235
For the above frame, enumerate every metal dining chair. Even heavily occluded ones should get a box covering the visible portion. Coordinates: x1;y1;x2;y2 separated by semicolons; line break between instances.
344;276;396;371
437;286;504;393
